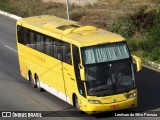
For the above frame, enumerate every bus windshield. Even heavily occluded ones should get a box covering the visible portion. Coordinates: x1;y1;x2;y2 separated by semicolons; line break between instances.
81;42;135;96
82;42;130;64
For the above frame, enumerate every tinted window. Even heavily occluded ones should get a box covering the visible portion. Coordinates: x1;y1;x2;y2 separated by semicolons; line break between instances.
44;37;58;57
23;28;29;45
36;34;44;52
17;26;72;65
28;31;36;49
17;26;24;44
63;43;72;64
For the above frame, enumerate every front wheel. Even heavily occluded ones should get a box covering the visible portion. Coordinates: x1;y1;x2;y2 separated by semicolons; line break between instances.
75;96;81;112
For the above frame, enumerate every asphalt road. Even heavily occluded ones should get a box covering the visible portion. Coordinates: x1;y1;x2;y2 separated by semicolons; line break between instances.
0;14;160;120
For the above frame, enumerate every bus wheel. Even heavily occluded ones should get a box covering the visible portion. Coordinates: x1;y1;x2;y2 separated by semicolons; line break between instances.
35;75;43;92
75;96;81;112
29;71;36;88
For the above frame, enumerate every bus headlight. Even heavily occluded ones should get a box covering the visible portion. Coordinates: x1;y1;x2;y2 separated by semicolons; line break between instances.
88;100;101;104
126;92;137;99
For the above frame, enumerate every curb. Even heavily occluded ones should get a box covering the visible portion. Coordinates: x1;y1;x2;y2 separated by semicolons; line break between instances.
142;59;160;72
0;10;22;20
142;64;160;73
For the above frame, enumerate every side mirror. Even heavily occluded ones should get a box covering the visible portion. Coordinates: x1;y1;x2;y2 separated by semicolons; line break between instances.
78;63;85;81
132;55;142;72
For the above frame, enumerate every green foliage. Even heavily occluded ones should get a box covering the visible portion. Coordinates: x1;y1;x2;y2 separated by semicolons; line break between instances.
139;39;156;52
147;23;160;61
151;47;160;60
148;23;160;42
127;39;140;52
138;23;160;55
108;6;160;38
130;6;159;35
107;17;136;38
0;0;15;13
108;7;160;63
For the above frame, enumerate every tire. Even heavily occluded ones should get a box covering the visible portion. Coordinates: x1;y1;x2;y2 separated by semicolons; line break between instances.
35;75;43;92
29;71;36;88
75;96;81;112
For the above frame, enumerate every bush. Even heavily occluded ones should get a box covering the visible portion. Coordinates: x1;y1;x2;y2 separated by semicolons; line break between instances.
107;17;136;38
127;39;139;52
148;23;160;43
108;7;160;39
139;39;156;53
0;0;15;13
151;47;160;60
140;23;160;55
130;6;160;35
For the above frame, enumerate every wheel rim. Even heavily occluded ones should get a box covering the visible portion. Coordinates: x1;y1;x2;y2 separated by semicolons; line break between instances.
29;72;36;88
35;75;43;92
36;78;40;88
29;72;32;82
75;97;80;111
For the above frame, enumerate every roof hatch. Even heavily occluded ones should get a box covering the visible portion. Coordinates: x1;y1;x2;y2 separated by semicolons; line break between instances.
57;24;80;30
43;21;97;35
63;25;97;35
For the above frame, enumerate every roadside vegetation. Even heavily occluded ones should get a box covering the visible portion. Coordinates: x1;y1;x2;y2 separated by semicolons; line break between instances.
108;7;160;64
0;0;160;65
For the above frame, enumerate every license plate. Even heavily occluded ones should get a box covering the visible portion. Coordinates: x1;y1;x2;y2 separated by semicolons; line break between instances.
111;104;119;109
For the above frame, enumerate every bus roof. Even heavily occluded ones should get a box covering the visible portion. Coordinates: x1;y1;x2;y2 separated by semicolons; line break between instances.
17;15;125;47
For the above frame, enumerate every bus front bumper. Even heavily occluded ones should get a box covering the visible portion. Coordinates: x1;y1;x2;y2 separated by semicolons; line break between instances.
84;96;137;114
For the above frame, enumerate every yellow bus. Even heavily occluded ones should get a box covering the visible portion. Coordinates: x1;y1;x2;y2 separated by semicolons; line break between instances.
16;15;142;114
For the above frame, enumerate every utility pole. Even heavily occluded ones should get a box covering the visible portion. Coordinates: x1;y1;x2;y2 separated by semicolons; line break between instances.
66;0;70;20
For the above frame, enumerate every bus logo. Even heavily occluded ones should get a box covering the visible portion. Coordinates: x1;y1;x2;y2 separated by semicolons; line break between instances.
113;99;116;102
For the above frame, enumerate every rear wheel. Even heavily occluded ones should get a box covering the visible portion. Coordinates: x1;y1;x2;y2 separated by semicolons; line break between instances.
35;75;43;92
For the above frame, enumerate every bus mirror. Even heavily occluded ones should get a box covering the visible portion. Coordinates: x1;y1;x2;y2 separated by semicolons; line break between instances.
78;63;85;81
132;55;142;72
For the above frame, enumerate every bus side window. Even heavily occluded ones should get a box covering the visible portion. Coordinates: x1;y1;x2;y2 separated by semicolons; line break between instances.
23;28;30;45
57;42;63;60
36;34;44;52
44;37;51;56
52;41;57;58
63;43;72;64
17;26;24;44
29;31;36;49
44;37;57;57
